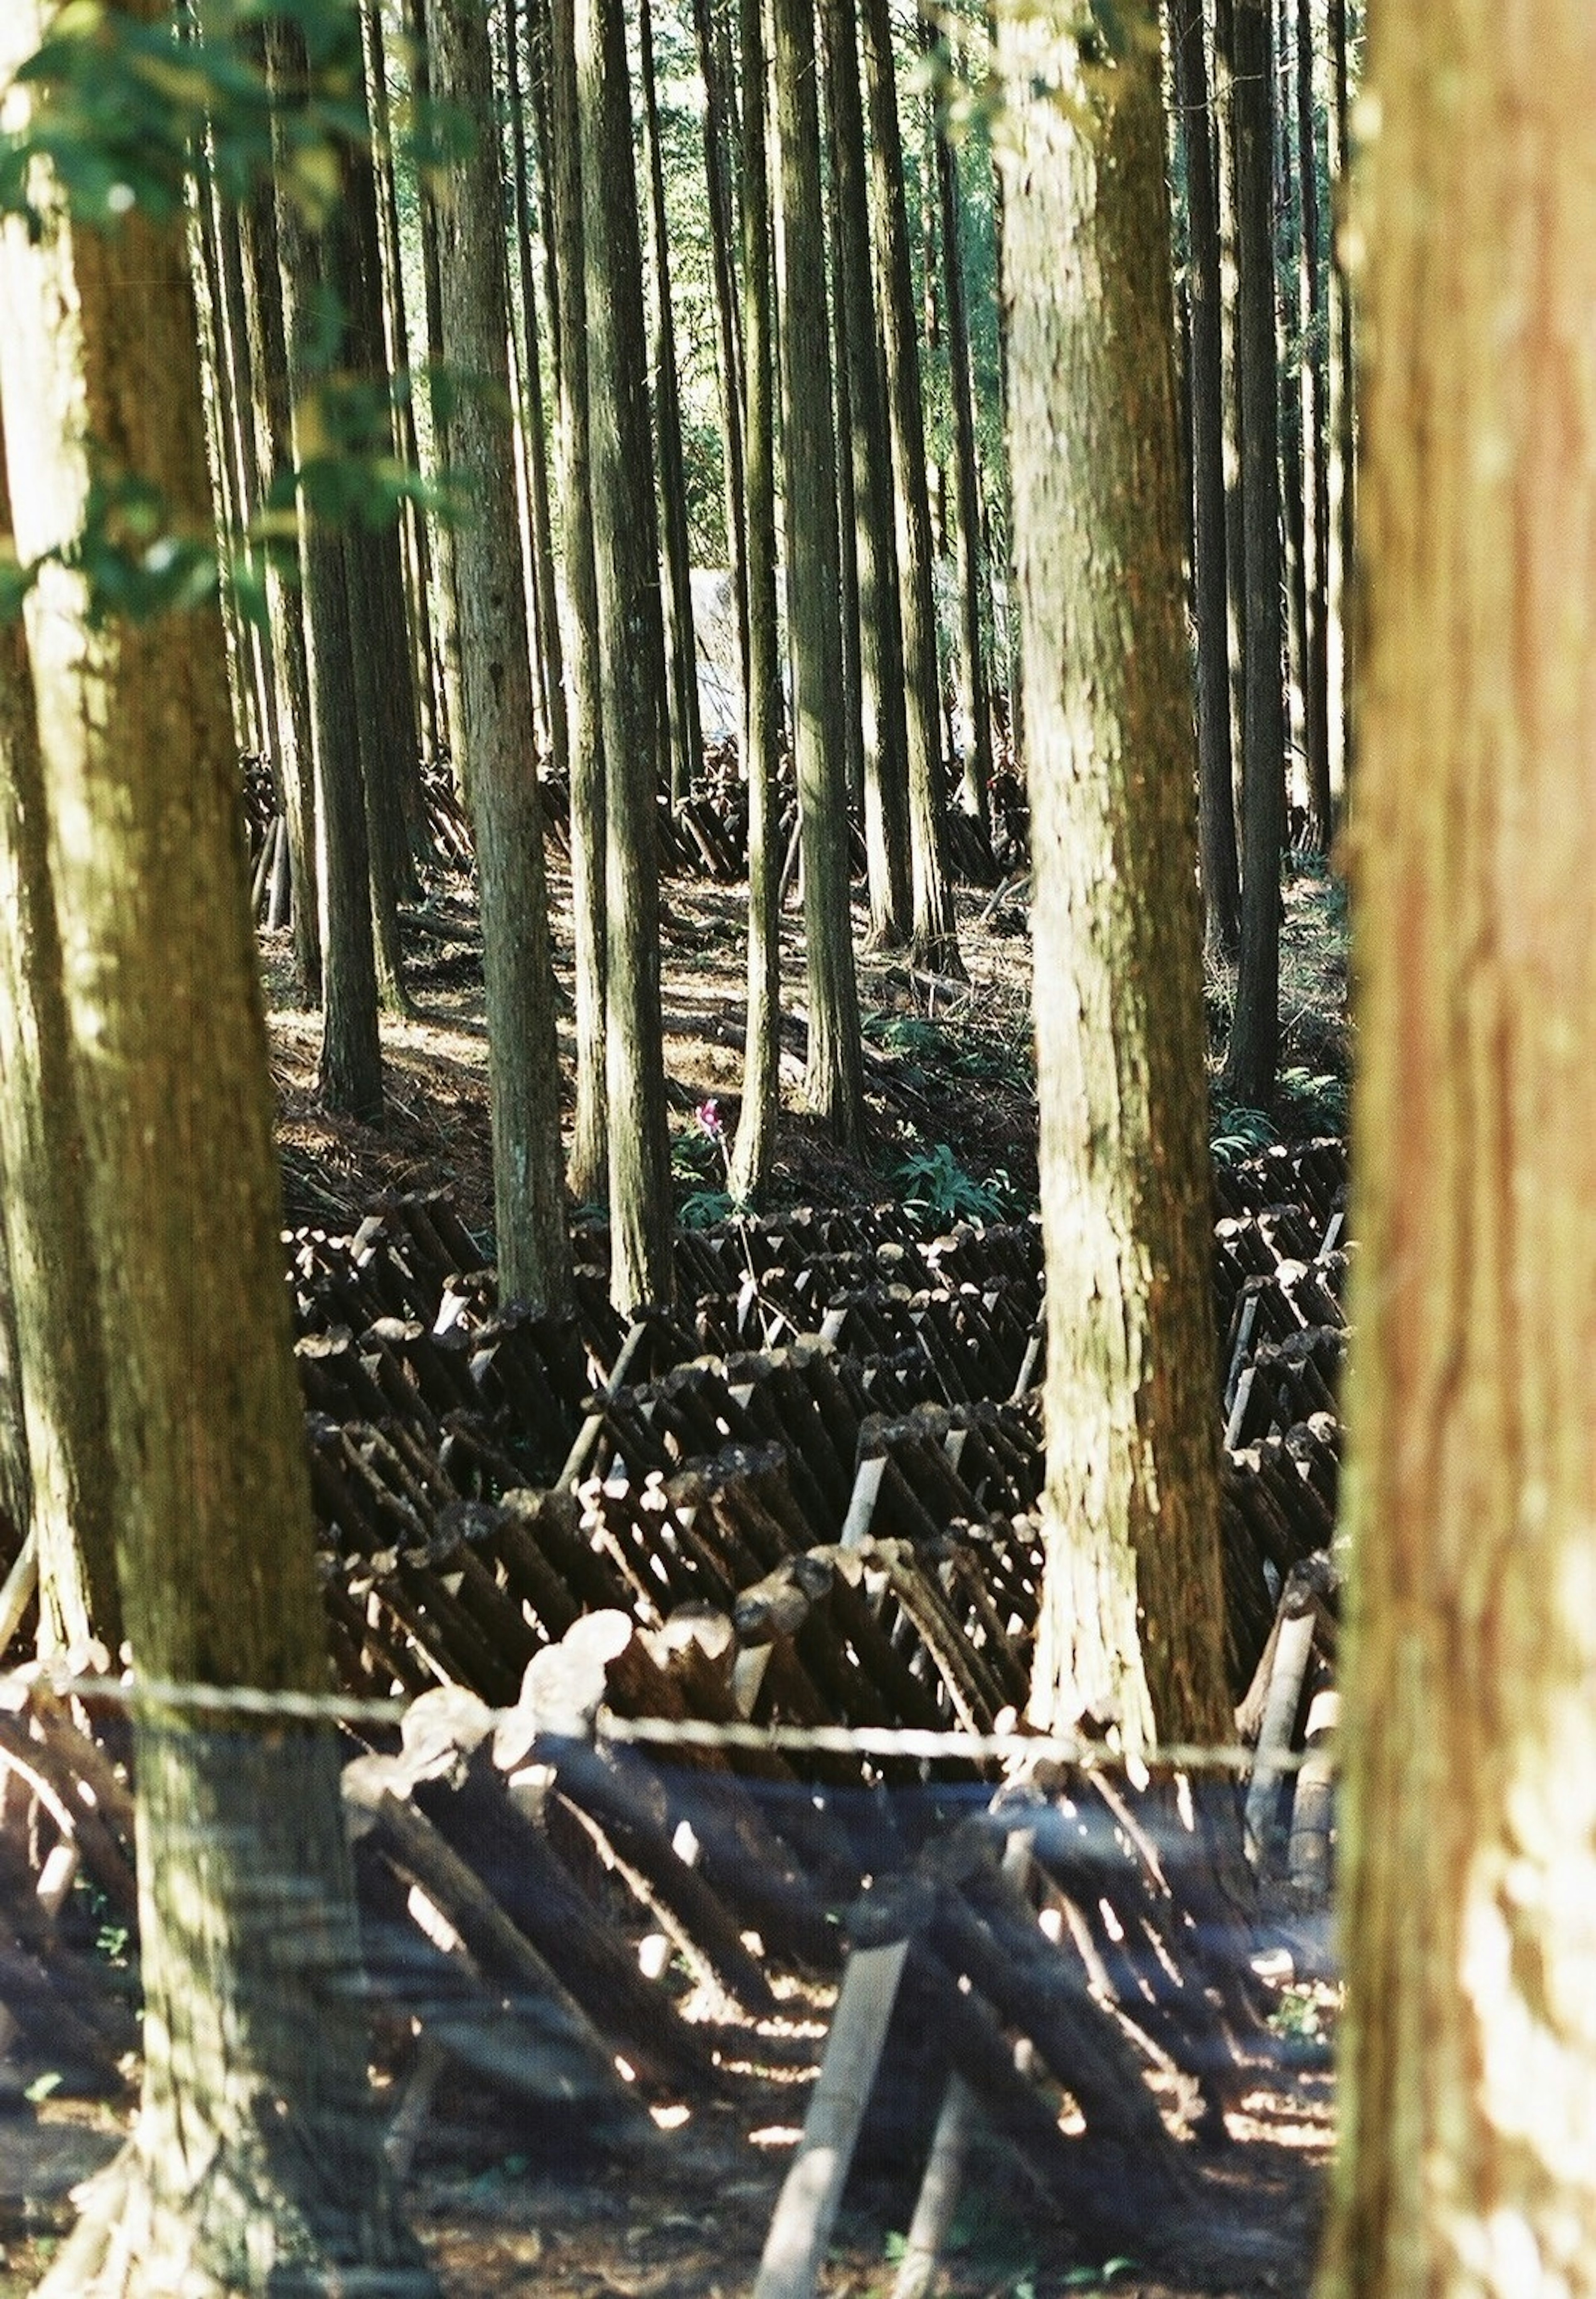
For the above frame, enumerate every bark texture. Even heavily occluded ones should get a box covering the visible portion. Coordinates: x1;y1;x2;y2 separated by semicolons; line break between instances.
576;0;676;1305
424;0;572;1311
0;7;432;2278
997;2;1230;1752
1316;8;1596;2293
773;0;866;1145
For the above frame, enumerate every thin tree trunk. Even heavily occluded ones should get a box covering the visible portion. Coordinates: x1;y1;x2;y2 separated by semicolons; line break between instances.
1212;0;1248;867
773;0;867;1146
932;57;993;833
504;0;570;784
860;0;961;974
820;0;911;949
546;0;611;1210
999;0;1231;1751
829;244;867;821
576;0;676;1306
0;408;119;1655
1172;0;1240;959
1295;0;1330;844
691;0;749;704
1316;8;1596;2287
236;165;321;1002
1323;0;1355;809
639;0;707;807
1219;0;1286;1110
268;27;386;1123
424;0;572;1310
727;0;783;1203
0;4;435;2272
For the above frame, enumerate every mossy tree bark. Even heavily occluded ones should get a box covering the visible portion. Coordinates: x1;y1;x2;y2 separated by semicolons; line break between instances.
997;1;1231;1753
1218;0;1285;1111
0;9;435;2283
546;0;610;1211
0;402;118;1656
773;0;866;1147
1316;8;1596;2291
576;0;676;1305
727;0;783;1202
424;0;572;1310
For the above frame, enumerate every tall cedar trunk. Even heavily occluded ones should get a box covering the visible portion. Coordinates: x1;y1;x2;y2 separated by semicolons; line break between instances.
268;30;386;1123
0;407;118;1654
1218;0;1285;1110
998;0;1230;1753
405;0;468;785
932;66;993;833
773;0;867;1145
187;164;257;769
1277;8;1310;834
504;0;570;786
1295;0;1330;844
1323;0;1354;807
1315;9;1596;2290
364;0;444;787
727;0;783;1202
1172;0;1240;959
829;250;867;820
820;0;911;949
859;0;961;974
0;1217;30;1577
338;122;423;993
690;0;749;702
546;0;610;1208
1212;0;1247;861
576;0;676;1306
0;14;433;2284
236;163;321;1001
423;0;571;1310
639;0;707;807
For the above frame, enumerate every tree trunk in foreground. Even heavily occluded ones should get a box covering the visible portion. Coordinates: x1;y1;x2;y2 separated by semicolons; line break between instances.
576;0;676;1306
424;0;573;1311
1316;9;1596;2293
0;9;433;2283
997;0;1231;1753
0;403;118;1656
773;0;866;1147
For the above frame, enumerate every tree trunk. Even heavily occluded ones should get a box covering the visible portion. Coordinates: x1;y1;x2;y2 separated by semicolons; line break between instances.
997;0;1231;1752
820;0;911;949
1172;0;1241;960
932;64;993;835
859;0;961;974
1212;0;1248;877
0;5;434;2275
545;0;611;1211
1218;0;1285;1111
575;0;676;1306
773;0;867;1146
639;0;706;808
690;0;749;710
236;159;321;1002
0;405;119;1655
504;0;570;786
1323;0;1355;809
1295;0;1330;846
1316;8;1596;2289
727;0;784;1203
424;0;572;1310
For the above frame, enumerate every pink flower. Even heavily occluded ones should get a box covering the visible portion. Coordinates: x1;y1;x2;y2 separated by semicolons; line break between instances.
695;1099;725;1141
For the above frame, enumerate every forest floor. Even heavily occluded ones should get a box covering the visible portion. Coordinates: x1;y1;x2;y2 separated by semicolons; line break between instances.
0;855;1349;2299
